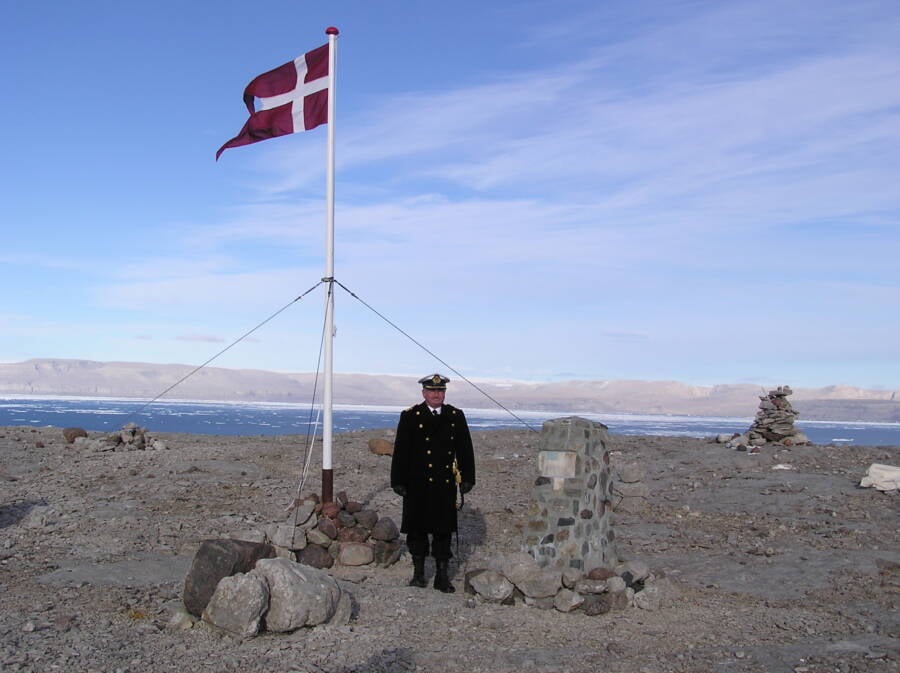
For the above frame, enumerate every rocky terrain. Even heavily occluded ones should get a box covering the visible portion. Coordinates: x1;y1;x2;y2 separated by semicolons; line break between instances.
0;423;898;673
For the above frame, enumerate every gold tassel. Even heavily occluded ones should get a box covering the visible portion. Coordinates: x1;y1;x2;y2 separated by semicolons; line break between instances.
452;458;463;510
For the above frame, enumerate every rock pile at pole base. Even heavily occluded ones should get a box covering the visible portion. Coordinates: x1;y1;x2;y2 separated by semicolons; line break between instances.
234;490;402;569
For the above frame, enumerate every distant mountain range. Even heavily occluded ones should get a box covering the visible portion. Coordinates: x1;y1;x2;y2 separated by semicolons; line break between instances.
1;358;898;423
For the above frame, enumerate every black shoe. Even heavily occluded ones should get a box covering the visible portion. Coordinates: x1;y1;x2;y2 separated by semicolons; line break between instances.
409;555;427;588
433;559;455;593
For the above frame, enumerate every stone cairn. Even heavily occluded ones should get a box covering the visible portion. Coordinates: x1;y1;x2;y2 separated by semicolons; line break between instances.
463;417;667;615
250;490;402;570
719;385;810;452
63;423;169;452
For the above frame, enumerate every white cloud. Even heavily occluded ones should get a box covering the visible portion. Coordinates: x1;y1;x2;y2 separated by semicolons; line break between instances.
5;0;898;387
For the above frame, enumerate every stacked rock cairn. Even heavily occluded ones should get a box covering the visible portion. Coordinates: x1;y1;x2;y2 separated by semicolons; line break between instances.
721;385;810;452
63;423;169;452
248;491;402;569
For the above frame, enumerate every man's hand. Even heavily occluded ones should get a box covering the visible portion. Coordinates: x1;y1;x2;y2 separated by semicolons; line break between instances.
392;484;407;497
459;481;473;494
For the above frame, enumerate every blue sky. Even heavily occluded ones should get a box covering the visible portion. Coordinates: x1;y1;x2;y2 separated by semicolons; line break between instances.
2;0;899;389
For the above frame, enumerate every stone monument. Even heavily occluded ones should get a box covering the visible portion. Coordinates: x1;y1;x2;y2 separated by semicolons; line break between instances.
524;416;617;571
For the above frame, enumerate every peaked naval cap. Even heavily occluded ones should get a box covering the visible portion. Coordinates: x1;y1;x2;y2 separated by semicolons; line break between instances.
419;373;449;390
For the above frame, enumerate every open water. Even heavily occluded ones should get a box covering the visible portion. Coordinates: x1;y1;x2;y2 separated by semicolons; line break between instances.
1;396;899;447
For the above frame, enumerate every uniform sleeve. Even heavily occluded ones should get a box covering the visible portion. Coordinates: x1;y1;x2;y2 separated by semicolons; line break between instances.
454;409;476;485
390;409;411;488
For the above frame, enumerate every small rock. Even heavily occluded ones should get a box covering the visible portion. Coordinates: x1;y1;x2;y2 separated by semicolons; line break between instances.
554;588;584;613
468;569;515;603
317;516;339;539
372;539;402;567
337;525;370;543
167;607;196;631
354;509;379;530
63;427;88;443
633;585;661;610
337;542;374;566
587;567;616;581
297;544;334;569
573;578;608;594
322;502;342;519
370;517;399;541
581;594;612;616
368;438;393;456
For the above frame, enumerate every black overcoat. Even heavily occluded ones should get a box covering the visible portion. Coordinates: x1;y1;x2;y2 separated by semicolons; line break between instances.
390;401;476;534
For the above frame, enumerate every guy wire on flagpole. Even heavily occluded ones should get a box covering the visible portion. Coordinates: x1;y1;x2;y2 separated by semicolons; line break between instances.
321;26;339;504
127;281;324;421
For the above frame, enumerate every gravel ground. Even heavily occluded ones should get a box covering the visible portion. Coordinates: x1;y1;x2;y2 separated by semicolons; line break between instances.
0;424;898;673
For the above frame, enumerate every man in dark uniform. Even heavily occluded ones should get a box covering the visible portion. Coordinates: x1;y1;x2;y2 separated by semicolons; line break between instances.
390;373;475;593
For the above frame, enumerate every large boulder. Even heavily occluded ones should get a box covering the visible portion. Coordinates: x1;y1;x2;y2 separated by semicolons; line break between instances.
201;572;269;638
183;539;276;616
253;558;349;632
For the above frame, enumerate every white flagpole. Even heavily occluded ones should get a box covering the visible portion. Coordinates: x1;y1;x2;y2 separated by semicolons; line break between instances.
322;26;339;504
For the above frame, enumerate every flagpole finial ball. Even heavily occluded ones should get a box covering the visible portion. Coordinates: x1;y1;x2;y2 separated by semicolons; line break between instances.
326;26;339;35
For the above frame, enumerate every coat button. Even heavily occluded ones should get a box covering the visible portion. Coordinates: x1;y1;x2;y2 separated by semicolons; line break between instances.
418;423;423;429
427;450;431;455
429;477;434;482
428;463;432;468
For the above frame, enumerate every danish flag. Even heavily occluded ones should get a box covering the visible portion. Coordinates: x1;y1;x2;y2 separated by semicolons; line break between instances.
217;43;330;160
